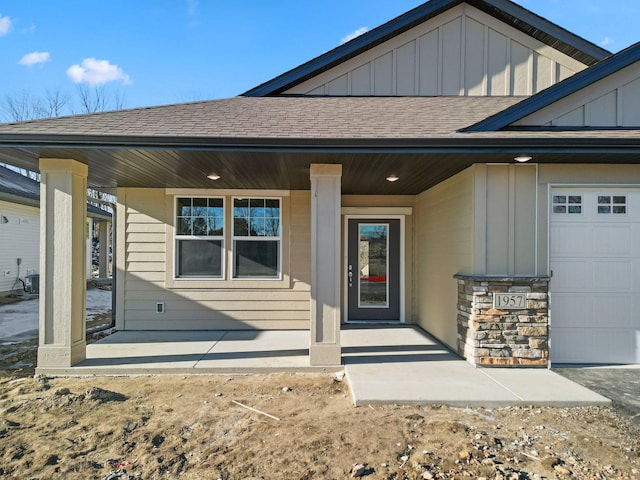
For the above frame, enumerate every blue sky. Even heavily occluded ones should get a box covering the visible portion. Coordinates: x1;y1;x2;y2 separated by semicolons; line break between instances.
1;0;639;116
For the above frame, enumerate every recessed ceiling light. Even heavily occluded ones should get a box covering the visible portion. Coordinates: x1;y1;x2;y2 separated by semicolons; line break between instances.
386;175;399;182
207;173;221;180
514;155;532;163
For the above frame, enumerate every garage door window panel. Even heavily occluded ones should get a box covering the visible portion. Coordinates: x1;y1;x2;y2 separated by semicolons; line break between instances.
553;195;582;214
598;195;627;215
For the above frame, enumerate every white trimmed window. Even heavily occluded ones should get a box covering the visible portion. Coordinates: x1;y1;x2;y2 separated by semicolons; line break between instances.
175;197;224;278
232;198;281;279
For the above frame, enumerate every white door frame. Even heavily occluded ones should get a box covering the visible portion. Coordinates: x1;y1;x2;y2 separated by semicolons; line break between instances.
343;214;406;324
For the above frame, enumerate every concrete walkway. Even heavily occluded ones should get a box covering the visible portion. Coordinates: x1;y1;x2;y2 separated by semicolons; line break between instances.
342;326;611;407
39;326;611;407
56;330;321;375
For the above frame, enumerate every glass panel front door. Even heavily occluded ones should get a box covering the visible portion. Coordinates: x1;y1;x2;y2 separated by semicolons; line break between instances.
358;224;389;308
347;218;401;322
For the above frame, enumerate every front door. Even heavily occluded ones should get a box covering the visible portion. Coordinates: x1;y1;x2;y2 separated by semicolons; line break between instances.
346;218;401;322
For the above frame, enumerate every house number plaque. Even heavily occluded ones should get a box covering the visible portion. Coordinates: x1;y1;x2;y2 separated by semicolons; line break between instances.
493;293;526;309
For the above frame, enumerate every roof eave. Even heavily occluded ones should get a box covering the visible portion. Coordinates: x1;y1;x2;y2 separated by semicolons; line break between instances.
88;209;112;220
478;0;610;64
2;133;640;154
0;191;39;208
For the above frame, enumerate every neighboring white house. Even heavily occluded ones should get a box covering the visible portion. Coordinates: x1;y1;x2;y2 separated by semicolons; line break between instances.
0;166;111;296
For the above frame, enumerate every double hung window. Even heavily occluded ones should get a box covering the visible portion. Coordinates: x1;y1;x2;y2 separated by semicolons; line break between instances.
175;197;224;278
174;196;282;280
233;198;281;279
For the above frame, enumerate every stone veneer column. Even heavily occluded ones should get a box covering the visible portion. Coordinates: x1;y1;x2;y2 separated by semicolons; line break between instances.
309;164;342;366
454;274;550;367
37;158;88;369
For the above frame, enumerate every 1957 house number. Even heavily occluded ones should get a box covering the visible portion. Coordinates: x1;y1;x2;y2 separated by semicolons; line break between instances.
493;293;526;309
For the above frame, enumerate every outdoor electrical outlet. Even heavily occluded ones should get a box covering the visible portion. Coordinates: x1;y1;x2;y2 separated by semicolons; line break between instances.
155;302;165;314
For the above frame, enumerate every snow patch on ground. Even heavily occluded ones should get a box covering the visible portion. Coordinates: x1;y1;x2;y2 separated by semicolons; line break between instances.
0;288;112;340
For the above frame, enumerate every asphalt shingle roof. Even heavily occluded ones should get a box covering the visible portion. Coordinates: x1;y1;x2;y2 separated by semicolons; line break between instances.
0;96;526;140
0;166;111;217
0;166;40;202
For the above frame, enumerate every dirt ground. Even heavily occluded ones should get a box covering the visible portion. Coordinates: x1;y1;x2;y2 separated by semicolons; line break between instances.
0;372;638;480
0;298;639;479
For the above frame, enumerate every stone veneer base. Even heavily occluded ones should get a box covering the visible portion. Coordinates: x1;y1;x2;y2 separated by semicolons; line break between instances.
454;274;550;368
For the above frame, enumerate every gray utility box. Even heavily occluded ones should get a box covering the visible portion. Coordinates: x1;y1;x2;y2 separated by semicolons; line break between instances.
25;274;40;294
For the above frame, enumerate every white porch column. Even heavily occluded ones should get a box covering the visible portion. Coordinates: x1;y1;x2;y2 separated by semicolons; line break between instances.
309;164;342;366
37;158;88;368
98;220;109;278
86;218;93;278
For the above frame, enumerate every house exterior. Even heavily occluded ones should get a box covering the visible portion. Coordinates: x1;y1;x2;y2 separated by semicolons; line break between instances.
0;0;639;370
0;166;111;296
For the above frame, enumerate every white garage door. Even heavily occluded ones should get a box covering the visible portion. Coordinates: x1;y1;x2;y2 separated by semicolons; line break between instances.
550;189;640;364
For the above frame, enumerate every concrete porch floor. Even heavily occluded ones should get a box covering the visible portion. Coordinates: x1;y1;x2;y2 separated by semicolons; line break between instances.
37;326;611;407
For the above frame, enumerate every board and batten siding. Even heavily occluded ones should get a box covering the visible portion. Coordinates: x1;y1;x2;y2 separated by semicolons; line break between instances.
474;164;537;275
414;168;474;350
0;200;39;294
514;62;640;127
117;188;311;331
285;4;586;97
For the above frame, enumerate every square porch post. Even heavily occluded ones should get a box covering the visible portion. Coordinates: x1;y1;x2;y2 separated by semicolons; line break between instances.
309;164;342;366
37;158;88;369
98;220;110;278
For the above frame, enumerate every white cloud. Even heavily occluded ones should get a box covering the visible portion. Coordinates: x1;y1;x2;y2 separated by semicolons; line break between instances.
19;51;50;66
187;0;198;16
340;27;369;45
0;13;12;36
66;58;131;86
601;37;614;47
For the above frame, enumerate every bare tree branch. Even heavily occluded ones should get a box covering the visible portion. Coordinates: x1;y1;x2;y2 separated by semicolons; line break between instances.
0;85;126;193
76;84;126;113
43;88;70;118
1;90;46;122
1;84;127;121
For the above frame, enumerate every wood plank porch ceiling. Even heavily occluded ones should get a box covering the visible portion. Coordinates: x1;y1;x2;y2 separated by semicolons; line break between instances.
1;146;640;195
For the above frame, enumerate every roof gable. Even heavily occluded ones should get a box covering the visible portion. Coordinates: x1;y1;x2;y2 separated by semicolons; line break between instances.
465;42;640;131
243;0;610;97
